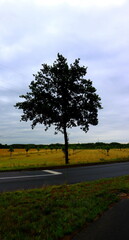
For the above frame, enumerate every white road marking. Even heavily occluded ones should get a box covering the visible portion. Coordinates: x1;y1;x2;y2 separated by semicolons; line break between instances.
0;170;62;180
43;170;62;175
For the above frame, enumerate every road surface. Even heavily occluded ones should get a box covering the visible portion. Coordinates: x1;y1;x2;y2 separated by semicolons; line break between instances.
1;162;129;192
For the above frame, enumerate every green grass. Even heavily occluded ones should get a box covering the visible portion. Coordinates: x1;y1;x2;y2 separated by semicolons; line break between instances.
1;176;129;239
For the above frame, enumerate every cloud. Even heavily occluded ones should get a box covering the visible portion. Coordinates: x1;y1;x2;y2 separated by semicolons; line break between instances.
35;0;127;8
0;0;129;144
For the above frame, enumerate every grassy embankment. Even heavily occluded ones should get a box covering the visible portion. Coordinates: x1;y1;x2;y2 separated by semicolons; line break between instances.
0;176;129;239
0;148;129;171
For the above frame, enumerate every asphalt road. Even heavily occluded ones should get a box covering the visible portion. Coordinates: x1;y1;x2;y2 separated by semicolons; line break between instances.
1;162;129;192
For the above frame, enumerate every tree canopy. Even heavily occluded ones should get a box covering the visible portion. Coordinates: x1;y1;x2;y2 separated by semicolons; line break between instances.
15;53;102;164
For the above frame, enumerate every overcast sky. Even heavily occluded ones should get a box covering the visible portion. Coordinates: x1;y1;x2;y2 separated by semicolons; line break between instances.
0;0;129;145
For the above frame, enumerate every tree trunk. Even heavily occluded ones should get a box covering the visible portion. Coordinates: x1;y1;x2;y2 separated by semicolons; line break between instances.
63;126;69;164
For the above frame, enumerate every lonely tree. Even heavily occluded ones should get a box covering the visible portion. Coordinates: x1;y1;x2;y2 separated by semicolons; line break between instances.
15;54;102;164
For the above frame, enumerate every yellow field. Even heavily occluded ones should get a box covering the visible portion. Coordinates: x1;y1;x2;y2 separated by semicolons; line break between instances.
0;148;129;170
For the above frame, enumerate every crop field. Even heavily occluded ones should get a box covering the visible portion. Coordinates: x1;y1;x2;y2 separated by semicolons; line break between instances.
0;148;129;170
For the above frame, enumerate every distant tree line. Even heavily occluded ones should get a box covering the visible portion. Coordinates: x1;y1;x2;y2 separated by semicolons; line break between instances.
1;142;129;150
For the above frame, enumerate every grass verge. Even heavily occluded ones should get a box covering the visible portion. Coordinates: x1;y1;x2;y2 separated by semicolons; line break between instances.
1;176;129;239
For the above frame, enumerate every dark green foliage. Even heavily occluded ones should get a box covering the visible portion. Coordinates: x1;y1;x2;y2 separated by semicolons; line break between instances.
1;142;129;150
15;54;102;164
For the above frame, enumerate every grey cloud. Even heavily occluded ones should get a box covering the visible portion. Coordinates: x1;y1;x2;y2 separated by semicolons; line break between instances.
0;0;129;144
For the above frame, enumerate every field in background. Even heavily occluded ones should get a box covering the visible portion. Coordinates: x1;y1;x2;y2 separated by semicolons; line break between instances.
0;148;129;170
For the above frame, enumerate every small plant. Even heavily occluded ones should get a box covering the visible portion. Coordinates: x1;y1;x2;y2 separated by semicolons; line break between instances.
25;145;30;156
8;146;14;158
36;147;40;155
100;158;106;162
49;145;54;153
72;145;77;154
44;146;48;154
106;146;110;156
